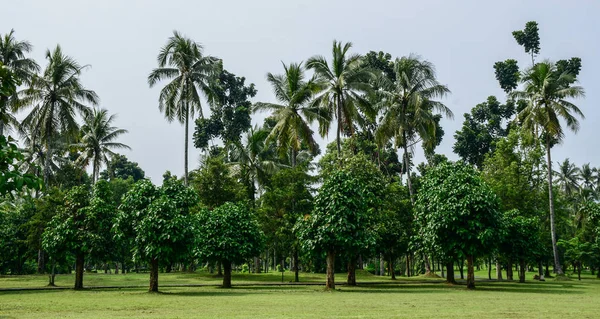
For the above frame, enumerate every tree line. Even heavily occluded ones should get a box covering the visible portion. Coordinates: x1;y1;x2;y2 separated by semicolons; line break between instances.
1;21;598;292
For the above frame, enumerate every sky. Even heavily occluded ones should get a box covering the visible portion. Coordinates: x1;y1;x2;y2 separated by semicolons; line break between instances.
3;0;599;183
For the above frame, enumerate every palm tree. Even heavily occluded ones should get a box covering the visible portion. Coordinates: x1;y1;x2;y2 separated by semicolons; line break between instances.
579;163;595;193
0;29;40;135
254;62;329;167
20;45;99;186
554;158;580;197
376;55;452;204
511;60;585;276
228;126;280;203
307;40;374;157
148;31;221;186
76;108;130;184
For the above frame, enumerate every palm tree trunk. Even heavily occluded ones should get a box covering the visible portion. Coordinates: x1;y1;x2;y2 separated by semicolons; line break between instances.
336;96;342;158
546;135;564;275
0;96;7;136
92;157;98;184
184;106;189;186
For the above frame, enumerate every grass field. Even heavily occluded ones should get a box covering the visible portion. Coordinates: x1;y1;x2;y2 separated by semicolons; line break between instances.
1;270;599;318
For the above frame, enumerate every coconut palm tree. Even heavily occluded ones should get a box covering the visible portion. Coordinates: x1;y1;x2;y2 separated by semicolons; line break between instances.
228;126;281;203
555;158;580;197
511;60;585;276
579;163;595;193
254;62;329;167
0;29;40;135
306;40;375;157
19;45;98;186
376;55;452;204
148;30;221;186
76;108;130;184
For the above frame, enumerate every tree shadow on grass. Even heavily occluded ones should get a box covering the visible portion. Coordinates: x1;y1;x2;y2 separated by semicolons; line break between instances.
339;282;587;295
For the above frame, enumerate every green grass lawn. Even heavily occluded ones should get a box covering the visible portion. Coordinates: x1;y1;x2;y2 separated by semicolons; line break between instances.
1;270;599;318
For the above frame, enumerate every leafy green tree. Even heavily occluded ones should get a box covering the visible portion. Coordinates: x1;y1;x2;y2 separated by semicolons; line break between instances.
148;30;221;185
511;61;585;276
499;210;542;283
453;96;515;169
378;182;412;279
558;237;594;280
42;182;116;289
195;202;264;288
482;129;545;216
493;59;520;94
0;135;42;196
190;154;245;209
0;30;40;135
414;161;502;289
99;154;145;182
512;21;541;65
376;55;452;203
361;51;395;82
297;154;384;289
193;69;256;149
0;199;36;274
307;40;374;156
20;45;99;186
254;62;328;166
258;166;314;282
77;108;130;183
116;178;198;292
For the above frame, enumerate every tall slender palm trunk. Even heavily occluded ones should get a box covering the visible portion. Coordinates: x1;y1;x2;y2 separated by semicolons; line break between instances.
184;106;189;186
546;135;564;275
403;136;432;274
336;96;342;157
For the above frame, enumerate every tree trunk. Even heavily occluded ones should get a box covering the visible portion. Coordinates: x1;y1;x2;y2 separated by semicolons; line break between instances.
37;249;45;274
326;250;335;289
546;137;564;275
577;262;581;281
459;260;464;279
217;262;222;276
165;263;172;273
596;267;600;279
507;260;513;281
466;255;475;289
496;261;503;280
347;257;356;286
406;254;410;277
488;258;492;280
538;260;543;278
293;249;299;282
380;253;385;276
403;141;414;205
545;262;550;277
390;257;396;280
149;257;159;292
115;262;119;274
74;252;85;290
519;260;526;283
48;260;56;286
445;261;456;284
223;260;232;288
183;106;189;186
358;255;363;270
336;96;342;157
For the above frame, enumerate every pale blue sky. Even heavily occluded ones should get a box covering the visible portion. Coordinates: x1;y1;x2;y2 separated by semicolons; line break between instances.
3;0;598;182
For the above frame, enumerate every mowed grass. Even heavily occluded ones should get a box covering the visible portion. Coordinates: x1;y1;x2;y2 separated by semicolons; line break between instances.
1;270;599;318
